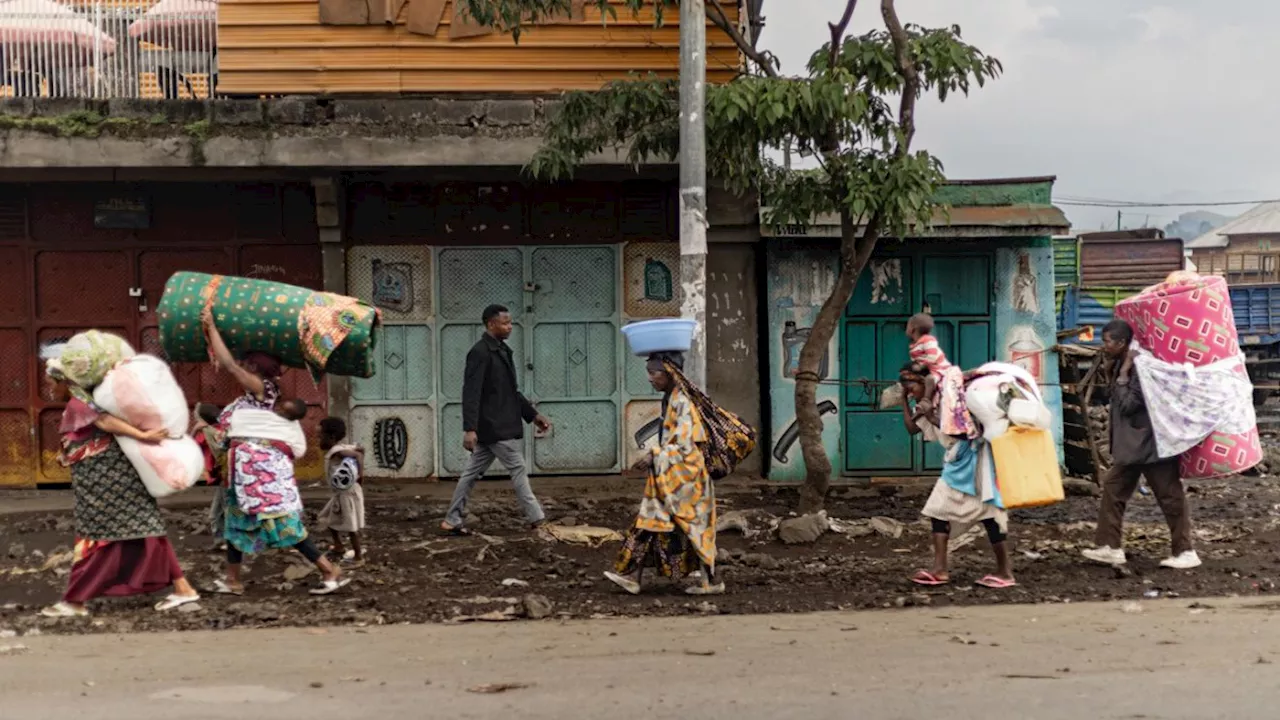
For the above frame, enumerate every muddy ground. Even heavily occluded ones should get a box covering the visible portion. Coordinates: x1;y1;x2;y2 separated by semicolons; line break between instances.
2;475;1279;636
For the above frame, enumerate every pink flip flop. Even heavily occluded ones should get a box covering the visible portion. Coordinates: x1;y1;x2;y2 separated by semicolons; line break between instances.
910;570;949;587
976;575;1017;589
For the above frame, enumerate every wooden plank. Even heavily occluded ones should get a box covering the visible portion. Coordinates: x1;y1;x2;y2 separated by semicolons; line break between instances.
219;1;727;26
218;45;740;71
218;24;692;47
1064;422;1089;442
218;67;740;94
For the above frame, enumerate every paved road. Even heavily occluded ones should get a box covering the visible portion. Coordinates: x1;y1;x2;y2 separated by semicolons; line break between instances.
3;597;1280;720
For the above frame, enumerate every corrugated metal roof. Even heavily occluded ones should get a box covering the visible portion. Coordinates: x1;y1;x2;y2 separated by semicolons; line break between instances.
1186;201;1280;249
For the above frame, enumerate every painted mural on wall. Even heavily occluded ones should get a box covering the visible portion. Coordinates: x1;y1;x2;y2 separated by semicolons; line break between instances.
347;245;436;478
995;244;1063;452
766;243;842;482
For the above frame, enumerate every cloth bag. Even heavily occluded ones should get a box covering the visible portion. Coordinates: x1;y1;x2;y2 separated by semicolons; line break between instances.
670;366;756;480
93;355;203;498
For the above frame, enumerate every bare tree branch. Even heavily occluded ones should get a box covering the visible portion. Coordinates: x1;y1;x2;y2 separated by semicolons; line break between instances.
707;0;777;77
880;0;920;150
828;0;858;67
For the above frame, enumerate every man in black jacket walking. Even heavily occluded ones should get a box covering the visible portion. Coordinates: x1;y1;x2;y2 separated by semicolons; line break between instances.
441;304;551;534
1081;319;1200;570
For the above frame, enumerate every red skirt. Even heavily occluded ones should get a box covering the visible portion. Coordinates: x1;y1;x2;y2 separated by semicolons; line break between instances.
63;537;184;604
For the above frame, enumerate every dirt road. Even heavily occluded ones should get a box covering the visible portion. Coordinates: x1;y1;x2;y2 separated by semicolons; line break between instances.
3;597;1280;720
5;475;1280;635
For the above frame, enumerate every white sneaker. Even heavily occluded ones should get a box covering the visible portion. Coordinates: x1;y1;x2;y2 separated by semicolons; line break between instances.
1160;550;1202;570
603;571;641;595
1082;546;1127;566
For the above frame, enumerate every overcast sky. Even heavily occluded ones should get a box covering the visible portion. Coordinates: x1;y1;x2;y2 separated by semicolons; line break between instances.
758;0;1277;232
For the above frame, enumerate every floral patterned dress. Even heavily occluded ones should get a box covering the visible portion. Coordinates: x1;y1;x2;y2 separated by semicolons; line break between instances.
615;387;717;579
218;380;309;555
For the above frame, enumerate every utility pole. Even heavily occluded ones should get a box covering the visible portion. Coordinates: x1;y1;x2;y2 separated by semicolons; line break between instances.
678;0;708;387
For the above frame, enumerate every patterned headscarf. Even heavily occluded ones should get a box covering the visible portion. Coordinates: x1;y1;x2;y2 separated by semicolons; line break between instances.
44;331;135;388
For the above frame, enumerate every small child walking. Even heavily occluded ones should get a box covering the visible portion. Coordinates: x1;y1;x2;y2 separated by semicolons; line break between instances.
317;418;366;565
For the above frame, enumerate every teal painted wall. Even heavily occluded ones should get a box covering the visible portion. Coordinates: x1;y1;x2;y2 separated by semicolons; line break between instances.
766;243;843;481
765;236;1063;481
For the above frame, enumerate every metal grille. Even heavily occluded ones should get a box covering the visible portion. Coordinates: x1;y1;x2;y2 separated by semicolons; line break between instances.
0;0;217;99
623;242;680;318
532;400;618;471
347;245;434;325
436;247;523;322
35;250;132;324
531;246;616;320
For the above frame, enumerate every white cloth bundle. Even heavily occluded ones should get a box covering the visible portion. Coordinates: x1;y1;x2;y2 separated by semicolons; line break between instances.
92;355;203;498
964;362;1050;441
227;409;307;459
1131;344;1256;459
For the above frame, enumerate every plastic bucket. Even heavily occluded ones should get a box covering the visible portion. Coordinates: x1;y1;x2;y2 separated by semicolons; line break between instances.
621;318;697;357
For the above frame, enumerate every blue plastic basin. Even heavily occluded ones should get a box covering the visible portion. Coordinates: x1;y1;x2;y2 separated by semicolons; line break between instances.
621;318;697;357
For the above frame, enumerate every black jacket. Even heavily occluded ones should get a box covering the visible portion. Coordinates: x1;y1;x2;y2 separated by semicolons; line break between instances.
1109;368;1161;467
462;333;537;444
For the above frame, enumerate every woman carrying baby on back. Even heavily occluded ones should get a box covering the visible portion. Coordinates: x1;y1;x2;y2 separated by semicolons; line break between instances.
204;314;348;597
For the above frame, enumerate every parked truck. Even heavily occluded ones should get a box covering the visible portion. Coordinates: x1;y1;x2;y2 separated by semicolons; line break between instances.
1054;229;1184;345
1056;230;1279;407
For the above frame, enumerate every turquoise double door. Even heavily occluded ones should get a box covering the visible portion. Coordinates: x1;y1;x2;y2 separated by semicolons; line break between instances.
436;245;625;476
841;251;995;475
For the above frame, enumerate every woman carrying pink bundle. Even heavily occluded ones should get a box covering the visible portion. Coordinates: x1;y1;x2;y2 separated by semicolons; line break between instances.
906;313;973;438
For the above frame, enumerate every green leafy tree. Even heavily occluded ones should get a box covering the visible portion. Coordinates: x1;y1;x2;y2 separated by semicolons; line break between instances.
463;0;1000;513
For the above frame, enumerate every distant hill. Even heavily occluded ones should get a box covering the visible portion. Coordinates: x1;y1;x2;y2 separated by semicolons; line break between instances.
1163;210;1232;240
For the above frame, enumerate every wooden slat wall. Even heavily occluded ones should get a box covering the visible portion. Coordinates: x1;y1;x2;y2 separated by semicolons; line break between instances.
218;0;742;95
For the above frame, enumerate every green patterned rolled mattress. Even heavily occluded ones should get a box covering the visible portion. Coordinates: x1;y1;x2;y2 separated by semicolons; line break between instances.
157;271;382;379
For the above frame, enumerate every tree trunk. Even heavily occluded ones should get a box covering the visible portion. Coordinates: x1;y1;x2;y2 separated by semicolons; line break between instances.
796;212;879;514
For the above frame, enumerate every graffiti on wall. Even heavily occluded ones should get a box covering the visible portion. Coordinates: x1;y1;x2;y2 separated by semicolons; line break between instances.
767;246;843;480
1011;251;1039;314
1006;325;1045;381
870;258;904;306
371;259;415;314
771;400;837;463
373;416;409;470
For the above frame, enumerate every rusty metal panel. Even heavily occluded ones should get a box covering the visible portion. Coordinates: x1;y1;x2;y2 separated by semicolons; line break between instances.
35;251;134;325
0;247;27;324
0;410;32;487
1079;237;1185;286
0;329;29;407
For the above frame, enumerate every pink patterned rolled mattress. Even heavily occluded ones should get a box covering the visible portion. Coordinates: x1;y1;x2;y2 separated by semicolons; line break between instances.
1114;274;1261;479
